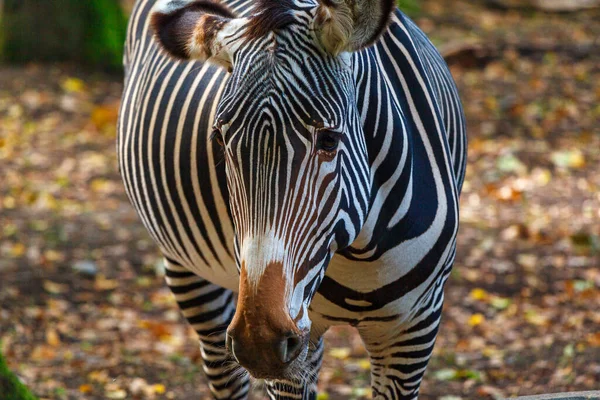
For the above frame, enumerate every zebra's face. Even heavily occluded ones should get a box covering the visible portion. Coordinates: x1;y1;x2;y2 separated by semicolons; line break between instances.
216;33;370;376
153;0;395;380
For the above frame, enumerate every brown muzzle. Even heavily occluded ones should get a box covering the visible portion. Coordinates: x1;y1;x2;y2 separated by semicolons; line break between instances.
226;262;307;378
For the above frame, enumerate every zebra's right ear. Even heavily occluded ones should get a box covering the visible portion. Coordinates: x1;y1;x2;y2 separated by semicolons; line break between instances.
315;0;395;56
151;0;239;70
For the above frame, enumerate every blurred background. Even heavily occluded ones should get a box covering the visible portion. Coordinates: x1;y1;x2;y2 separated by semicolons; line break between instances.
0;0;598;399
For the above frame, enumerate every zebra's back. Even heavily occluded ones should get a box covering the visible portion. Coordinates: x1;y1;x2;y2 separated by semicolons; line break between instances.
118;0;467;303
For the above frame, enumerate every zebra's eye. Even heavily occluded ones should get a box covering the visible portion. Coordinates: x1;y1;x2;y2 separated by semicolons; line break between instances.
212;128;224;147
317;130;340;153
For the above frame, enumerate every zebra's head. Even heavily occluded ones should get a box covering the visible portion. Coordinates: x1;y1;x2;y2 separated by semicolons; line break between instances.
152;0;395;379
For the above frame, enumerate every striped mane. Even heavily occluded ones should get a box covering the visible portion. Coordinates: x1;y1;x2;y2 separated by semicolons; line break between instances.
245;0;298;38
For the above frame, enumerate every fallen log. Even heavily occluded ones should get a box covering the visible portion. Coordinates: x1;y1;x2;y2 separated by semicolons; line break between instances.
440;40;599;68
487;0;600;12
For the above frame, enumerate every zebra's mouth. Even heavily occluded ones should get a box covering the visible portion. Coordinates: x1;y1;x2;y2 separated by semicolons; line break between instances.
231;340;310;381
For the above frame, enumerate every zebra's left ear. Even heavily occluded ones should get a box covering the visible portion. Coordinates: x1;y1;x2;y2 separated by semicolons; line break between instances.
315;0;396;56
151;0;241;71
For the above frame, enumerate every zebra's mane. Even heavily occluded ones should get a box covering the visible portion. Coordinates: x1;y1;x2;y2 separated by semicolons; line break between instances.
246;0;299;38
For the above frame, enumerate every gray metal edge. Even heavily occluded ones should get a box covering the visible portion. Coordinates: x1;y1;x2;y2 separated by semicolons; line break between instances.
506;391;600;400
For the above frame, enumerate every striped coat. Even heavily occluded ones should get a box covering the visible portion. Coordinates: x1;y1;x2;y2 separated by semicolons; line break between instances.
118;0;466;398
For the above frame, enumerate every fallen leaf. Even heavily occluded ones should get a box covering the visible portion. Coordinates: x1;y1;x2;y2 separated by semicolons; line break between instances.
497;153;527;174
329;347;351;360
88;370;110;383
153;383;166;394
105;389;127;399
46;328;61;347
43;280;68;294
31;345;56;361
94;274;120;291
470;288;489;301
79;384;93;394
551;149;585;169
468;313;485;327
587;332;600;347
61;77;86;93
476;385;505;399
489;296;511;310
434;368;458;381
91;103;119;131
138;320;172;340
525;310;550;326
358;359;371;370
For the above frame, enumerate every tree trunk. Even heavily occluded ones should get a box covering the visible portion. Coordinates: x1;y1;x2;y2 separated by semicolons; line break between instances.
0;0;127;70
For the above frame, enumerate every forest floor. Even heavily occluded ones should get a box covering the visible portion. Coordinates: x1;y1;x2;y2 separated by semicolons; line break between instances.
1;0;599;399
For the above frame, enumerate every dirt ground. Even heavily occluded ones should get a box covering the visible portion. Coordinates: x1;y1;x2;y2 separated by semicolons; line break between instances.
1;1;599;399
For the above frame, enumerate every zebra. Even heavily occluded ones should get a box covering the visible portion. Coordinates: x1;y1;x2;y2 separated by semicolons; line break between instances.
117;0;467;398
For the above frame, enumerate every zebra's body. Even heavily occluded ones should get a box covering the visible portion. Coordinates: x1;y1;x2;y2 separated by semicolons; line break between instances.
118;0;466;398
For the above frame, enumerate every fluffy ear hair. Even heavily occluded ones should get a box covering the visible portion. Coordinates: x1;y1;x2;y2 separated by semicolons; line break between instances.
151;0;237;69
315;0;396;56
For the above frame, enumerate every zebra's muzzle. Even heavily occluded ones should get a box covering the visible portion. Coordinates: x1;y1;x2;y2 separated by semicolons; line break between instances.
225;260;309;378
226;329;308;378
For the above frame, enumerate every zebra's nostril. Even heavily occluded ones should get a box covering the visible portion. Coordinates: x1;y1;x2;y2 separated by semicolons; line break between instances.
226;334;239;362
278;333;303;364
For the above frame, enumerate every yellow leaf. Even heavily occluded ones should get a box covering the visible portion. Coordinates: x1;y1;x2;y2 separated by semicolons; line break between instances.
79;384;93;394
106;389;127;399
46;328;61;347
469;288;488;301
525;310;549;326
91;104;119;130
44;250;64;262
329;347;351;360
568;152;585;168
62;77;86;93
10;242;26;257
358;358;371;370
484;96;498;111
88;370;109;383
64;350;74;361
482;346;501;358
489;296;511;310
153;384;166;394
138;320;151;329
90;179;110;193
468;313;485;327
43;280;68;294
531;168;551;186
3;196;16;209
94;275;119;291
551;149;586;169
317;393;330;400
23;190;38;205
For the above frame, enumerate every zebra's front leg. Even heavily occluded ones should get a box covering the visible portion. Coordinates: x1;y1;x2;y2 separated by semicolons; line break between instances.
359;305;443;400
165;260;249;400
265;337;324;400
